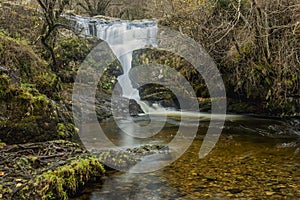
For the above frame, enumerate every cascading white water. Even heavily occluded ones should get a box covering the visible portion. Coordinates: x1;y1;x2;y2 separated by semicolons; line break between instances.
70;15;240;165
68;15;237;122
67;15;157;102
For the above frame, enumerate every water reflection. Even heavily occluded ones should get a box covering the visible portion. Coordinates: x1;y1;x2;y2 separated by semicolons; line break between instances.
73;116;300;199
88;172;182;200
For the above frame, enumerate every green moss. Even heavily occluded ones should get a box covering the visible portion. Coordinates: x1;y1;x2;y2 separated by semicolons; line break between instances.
57;123;76;139
0;82;59;144
20;156;105;200
0;75;11;97
0;140;6;148
0;32;61;98
55;37;97;83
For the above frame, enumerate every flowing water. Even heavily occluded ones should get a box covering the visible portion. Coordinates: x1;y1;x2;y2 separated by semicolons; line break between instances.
67;14;157;101
72;116;300;199
68;15;300;199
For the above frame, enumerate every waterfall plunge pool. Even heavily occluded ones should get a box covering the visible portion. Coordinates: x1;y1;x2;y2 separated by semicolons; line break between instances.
67;14;299;199
71;115;300;199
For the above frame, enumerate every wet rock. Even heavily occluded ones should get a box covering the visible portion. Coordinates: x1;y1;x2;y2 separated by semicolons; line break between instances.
139;84;180;109
129;99;144;116
111;96;144;117
95;92;113;121
226;188;243;194
126;144;169;157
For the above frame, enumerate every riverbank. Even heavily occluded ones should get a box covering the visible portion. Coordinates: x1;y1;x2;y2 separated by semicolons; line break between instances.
71;118;300;200
0;139;170;199
0;140;105;199
0;1;299;199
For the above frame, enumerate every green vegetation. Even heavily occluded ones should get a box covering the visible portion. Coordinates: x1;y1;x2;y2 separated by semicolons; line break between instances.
0;31;67;144
0;140;106;200
23;156;105;200
0;140;5;147
55;37;98;82
0;79;59;143
0;2;101;144
0;31;59;97
0;1;298;200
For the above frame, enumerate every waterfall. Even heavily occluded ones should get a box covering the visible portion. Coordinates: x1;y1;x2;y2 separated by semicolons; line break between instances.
66;15;157;103
67;15;232;122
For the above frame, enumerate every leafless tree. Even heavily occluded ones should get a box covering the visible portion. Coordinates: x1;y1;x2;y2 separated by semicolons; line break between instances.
36;0;70;71
150;0;300;114
77;0;111;16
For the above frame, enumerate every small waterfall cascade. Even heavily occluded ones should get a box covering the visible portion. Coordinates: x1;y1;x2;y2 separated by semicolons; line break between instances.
67;15;158;103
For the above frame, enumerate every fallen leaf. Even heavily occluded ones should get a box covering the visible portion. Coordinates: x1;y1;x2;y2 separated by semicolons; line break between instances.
266;191;275;196
16;183;22;188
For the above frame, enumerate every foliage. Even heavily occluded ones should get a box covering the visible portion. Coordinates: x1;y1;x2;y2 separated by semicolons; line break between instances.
0;78;60;143
0;2;86;144
54;36;98;82
57;122;77;138
99;61;122;94
157;0;300;116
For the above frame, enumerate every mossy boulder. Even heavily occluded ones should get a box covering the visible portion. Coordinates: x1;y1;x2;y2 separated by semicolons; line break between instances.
0;33;76;144
0;140;105;200
0;76;59;144
0;32;59;98
55;36;100;83
18;156;105;200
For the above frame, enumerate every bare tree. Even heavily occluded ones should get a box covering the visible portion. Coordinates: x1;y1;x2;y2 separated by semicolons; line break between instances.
153;0;300;114
77;0;111;17
36;0;70;72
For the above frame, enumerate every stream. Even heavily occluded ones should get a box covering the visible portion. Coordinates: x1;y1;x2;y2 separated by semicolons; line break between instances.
72;116;300;199
69;14;299;199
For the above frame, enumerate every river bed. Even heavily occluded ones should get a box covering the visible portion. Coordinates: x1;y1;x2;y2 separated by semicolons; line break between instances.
72;115;300;199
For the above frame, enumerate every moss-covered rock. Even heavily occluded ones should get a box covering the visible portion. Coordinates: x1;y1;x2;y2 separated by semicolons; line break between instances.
18;156;105;200
0;32;59;98
0;77;59;143
55;36;100;83
0;32;80;143
0;140;105;200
